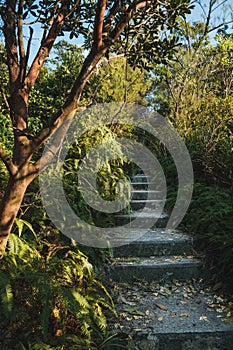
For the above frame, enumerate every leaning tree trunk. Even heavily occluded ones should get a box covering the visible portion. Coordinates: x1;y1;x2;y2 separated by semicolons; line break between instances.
0;167;33;254
0;83;34;256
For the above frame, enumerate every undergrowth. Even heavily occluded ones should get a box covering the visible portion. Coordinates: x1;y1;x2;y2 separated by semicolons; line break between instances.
0;232;121;349
162;155;233;292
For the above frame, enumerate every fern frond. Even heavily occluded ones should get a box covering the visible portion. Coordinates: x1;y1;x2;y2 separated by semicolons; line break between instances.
14;218;37;239
72;289;91;309
8;233;34;260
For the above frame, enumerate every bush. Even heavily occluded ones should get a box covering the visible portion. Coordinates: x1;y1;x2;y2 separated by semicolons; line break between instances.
182;182;233;290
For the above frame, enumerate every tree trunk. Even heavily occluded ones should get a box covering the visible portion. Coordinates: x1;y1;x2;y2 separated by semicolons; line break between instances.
0;167;33;255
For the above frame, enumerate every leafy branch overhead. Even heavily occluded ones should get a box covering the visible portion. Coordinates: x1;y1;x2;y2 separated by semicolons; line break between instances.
0;1;192;165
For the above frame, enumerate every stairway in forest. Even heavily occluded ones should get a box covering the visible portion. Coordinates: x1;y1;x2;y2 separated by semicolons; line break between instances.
107;169;233;350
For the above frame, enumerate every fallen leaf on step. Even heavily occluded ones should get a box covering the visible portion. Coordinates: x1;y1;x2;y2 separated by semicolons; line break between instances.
199;316;208;322
158;286;172;296
209;303;219;308
133;315;142;320
155;303;168;311
221;318;233;323
216;308;224;313
179;313;190;317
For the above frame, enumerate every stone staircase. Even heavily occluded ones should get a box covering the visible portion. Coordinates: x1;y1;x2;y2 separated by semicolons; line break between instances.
109;170;202;283
107;169;233;349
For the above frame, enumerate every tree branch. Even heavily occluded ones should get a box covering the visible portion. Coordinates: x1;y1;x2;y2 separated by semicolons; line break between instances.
93;0;107;50
110;1;153;43
31;49;105;156
207;20;233;34
26;0;70;88
203;0;213;38
2;0;20;86
104;0;120;29
0;86;10;113
24;26;33;81
0;146;15;175
17;0;26;83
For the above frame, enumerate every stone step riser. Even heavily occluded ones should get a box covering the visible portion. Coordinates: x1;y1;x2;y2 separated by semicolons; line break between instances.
108;261;201;283
131;182;154;190
131;184;165;192
116;332;233;350
131;191;163;200
115;215;169;228
112;240;193;258
132;175;153;183
130;200;164;211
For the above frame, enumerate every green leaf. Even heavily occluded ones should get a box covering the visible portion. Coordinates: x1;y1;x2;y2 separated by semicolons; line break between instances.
14;218;37;238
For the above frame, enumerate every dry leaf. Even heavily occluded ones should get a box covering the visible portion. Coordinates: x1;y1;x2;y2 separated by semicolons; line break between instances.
179;313;190;317
217;308;224;313
55;329;62;337
221;318;233;323
199;316;208;322
133;315;142;320
209;303;219;308
158;316;163;322
155;303;168;311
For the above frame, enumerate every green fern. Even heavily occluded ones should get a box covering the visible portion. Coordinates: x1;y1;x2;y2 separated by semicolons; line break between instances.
7;233;34;259
14;218;37;239
0;234;116;349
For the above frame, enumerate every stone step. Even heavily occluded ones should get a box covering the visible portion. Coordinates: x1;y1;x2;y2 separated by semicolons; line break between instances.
131;190;162;200
112;229;194;258
110;280;233;350
132;175;153;183
108;256;202;283
115;211;169;228
130;199;164;211
131;182;155;190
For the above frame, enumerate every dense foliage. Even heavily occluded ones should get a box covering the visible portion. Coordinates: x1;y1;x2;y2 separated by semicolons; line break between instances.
152;24;233;290
0;231;120;349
